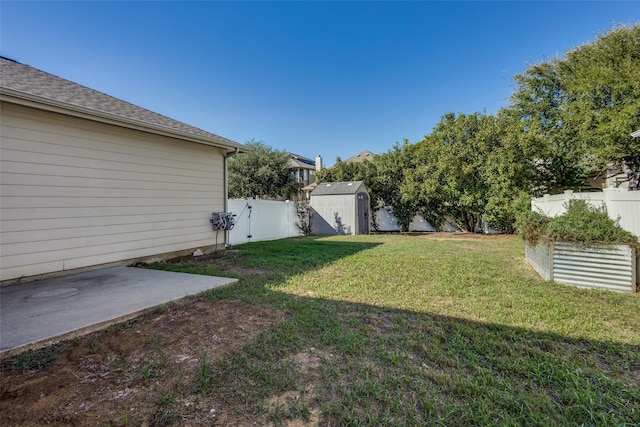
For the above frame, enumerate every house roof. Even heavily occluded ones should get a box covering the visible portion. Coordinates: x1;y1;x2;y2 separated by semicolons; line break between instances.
311;181;366;196
632;130;640;138
0;56;245;152
342;150;376;163
288;153;316;169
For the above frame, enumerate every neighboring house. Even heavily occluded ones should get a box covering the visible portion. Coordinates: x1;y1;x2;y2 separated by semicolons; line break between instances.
628;130;640;190
310;181;370;235
342;150;375;164
0;57;246;283
288;153;322;199
599;130;640;191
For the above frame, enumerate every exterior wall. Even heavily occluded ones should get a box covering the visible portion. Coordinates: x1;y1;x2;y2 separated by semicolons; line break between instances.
310;194;357;235
1;103;226;282
531;189;640;237
228;199;300;245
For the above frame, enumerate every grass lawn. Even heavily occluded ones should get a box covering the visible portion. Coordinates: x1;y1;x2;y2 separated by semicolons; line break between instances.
150;234;640;426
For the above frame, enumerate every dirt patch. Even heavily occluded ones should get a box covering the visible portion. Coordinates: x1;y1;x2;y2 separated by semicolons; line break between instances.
158;250;269;276
0;299;284;426
257;348;334;426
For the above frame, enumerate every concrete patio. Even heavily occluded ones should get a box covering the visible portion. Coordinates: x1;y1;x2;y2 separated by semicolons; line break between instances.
0;266;237;355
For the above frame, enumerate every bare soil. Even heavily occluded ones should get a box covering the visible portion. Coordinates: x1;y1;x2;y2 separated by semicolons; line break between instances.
0;298;285;426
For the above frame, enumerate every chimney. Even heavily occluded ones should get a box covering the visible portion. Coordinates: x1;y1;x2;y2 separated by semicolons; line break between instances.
315;155;323;172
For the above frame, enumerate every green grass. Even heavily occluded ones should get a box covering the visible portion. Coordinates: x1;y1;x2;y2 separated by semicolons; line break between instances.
151;234;640;426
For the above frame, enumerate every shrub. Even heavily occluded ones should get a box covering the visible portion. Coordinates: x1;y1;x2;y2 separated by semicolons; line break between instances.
548;200;638;247
294;200;313;236
515;209;552;245
517;199;638;248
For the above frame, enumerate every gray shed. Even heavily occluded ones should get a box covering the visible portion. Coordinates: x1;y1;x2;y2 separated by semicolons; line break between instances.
310;181;370;235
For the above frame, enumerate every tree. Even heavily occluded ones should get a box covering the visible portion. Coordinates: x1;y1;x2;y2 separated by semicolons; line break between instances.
511;24;640;190
228;140;298;199
373;141;419;232
479;109;540;232
316;158;368;183
411;113;499;232
562;25;640;186
403;111;538;233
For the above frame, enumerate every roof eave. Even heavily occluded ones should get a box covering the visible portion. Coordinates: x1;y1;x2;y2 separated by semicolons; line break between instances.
0;88;247;153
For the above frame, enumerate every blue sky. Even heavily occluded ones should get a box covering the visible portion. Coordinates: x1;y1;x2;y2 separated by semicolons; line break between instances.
2;1;638;166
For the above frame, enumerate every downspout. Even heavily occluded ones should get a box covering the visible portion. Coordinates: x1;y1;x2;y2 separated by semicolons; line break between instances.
223;147;240;247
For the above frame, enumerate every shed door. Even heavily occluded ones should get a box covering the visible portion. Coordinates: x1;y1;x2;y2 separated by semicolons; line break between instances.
357;192;369;234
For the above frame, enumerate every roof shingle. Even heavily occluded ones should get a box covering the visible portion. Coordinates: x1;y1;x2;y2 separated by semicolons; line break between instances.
0;57;243;150
311;181;366;196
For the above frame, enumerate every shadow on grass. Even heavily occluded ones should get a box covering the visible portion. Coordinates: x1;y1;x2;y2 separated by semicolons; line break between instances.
6;236;637;426
148;235;640;426
149;235;382;280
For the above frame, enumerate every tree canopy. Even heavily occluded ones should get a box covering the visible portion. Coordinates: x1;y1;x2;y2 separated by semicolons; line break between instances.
511;24;640;188
228;140;298;199
244;25;639;232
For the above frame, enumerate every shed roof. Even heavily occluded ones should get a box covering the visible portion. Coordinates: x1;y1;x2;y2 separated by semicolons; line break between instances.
311;181;366;196
0;56;245;152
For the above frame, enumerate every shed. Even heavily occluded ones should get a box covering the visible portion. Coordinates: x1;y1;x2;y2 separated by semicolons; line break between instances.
0;57;245;284
310;181;370;235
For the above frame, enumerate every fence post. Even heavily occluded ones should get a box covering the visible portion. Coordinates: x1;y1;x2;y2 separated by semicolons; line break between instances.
549;242;555;282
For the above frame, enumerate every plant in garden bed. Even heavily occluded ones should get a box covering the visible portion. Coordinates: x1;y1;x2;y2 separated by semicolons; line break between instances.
517;199;638;249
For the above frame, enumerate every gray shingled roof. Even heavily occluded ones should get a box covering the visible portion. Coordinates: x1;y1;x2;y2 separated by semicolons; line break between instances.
0;57;243;150
311;181;366;196
343;150;375;163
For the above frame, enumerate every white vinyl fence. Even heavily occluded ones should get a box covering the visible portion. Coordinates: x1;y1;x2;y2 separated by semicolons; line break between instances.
227;200;492;245
228;199;301;246
531;188;640;237
373;207;483;233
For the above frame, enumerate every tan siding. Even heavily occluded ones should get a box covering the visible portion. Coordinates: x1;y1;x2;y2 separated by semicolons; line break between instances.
1;103;227;282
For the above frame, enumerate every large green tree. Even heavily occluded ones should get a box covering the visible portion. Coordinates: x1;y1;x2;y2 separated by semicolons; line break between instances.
228;140;298;199
404;113;494;232
482;109;541;232
511;24;640;190
313;25;640;234
371;141;419;232
316;158;369;183
402;111;538;233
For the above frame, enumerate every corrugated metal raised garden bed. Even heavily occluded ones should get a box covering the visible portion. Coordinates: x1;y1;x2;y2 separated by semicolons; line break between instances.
525;241;638;293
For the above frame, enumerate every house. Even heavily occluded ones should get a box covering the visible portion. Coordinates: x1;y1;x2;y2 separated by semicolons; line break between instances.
288;153;322;199
310;181;370;235
342;150;375;164
596;130;640;191
0;57;246;284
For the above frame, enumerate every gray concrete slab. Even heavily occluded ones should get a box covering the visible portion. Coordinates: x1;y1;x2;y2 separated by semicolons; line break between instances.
0;266;238;354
